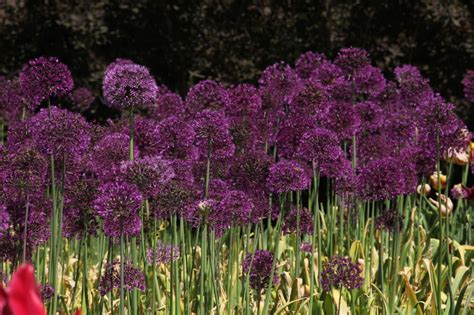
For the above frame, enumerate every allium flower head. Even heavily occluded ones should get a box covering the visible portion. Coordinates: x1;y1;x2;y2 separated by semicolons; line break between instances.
259;61;303;111
242;250;278;292
119;156;175;198
70;87;94;111
19;56;74;108
93;182;143;237
129;116;160;157
276;115;316;159
282;206;313;235
267;160;310;193
185;80;230;115
375;209;404;232
146;241;180;265
103;61;157;110
356;157;411;201
296;127;341;164
294;51;327;79
40;284;55;301
90;132;139;181
309;60;344;86
0;146;48;202
288;79;329;117
451;184;474;200
30;106;91;159
149;92;185;120
462;70;474;102
352;65;386;97
99;259;145;296
218;190;255;225
226;84;262;117
192;109;235;159
300;242;313;253
334;47;370;74
321;256;364;292
230;151;272;194
155;116;196;159
356;100;384;132
319;101;361;140
394;65;432;110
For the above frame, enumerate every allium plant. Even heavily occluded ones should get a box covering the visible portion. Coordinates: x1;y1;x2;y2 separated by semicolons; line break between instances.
0;50;471;315
19;56;74;108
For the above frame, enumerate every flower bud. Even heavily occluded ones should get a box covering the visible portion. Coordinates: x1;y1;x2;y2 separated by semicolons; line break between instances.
429;172;447;190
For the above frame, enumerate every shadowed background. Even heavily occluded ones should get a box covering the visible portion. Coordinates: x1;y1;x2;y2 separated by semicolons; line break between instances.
1;0;473;127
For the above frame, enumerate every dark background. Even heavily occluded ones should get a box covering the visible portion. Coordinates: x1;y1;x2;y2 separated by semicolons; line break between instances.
1;0;474;127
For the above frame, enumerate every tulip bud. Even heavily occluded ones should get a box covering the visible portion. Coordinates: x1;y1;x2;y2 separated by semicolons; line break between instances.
417;184;431;196
429;172;447;190
429;193;453;218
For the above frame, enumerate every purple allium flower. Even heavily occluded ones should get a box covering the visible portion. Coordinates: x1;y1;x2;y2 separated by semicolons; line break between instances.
0;204;9;237
90;132;139;181
375;209;404;232
184;199;226;232
185;80;230;116
334;47;370;74
294;51;327;79
119;156;175;198
356;157;411;201
356;100;384;132
130;116;161;157
320;256;364;292
259;61;303;111
63;174;100;238
319;101;361;140
30;106;91;159
149;179;197;219
0;147;48;202
156;84;171;97
462;70;474;102
300;242;313;253
40;284;55;301
226;84;262;117
352;65;386;97
288;79;329;117
327;76;353;102
282;206;313;235
70;87;94;111
93;182;143;237
146;241;180;265
275;115;316;160
377;81;401;110
296;127;342;166
309;60;344;86
155;116;196;159
99;259;145;296
230;151;272;195
394;65;432;110
267;160;310;193
149;92;185;121
0;79;26;122
103;61;157;110
19;56;74;108
242;250;278;292
192;109;235;159
103;58;134;75
218;190;255;225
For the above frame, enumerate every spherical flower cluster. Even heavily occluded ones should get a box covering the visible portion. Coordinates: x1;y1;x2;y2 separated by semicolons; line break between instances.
90;132;139;181
149;92;185;120
103;61;157;110
185;80;230;116
352;65;386;97
282;206;313;235
356;157;413;201
259;61;302;111
296;127;342;168
99;259;145;296
192;109;235;159
40;284;55;301
320;256;364;292
30;106;91;159
146;241;180;265
267;160;310;193
93;182;143;237
462;70;474;102
70;87;94;111
155;116;196;159
230;151;272;195
119;156;175;198
374;209;404;232
334;47;370;74
218;190;255;225
19;56;74;108
294;51;327;79
242;250;279;292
